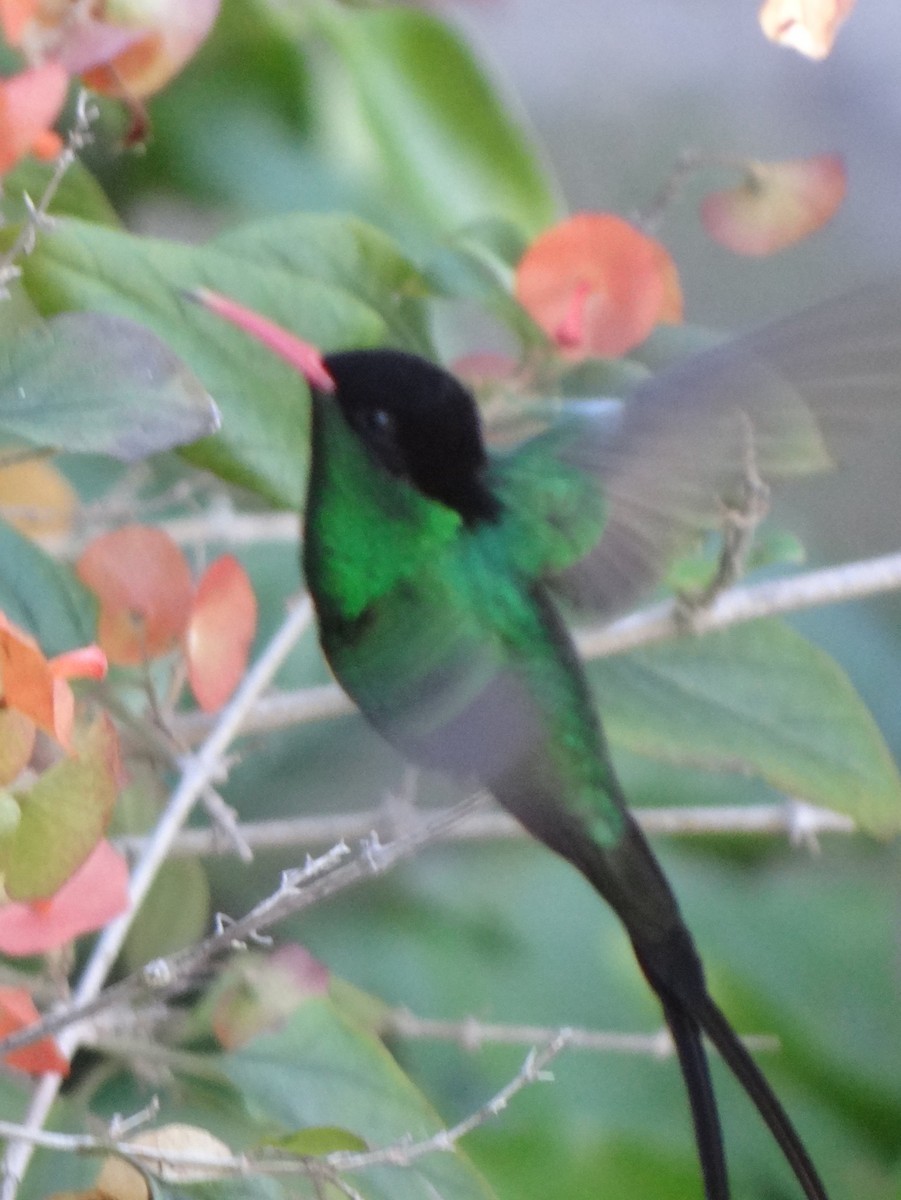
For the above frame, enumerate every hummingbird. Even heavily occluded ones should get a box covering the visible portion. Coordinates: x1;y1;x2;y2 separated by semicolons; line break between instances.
191;281;901;1200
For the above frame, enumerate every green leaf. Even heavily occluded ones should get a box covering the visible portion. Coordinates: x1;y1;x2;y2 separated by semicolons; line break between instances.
0;158;119;226
423;218;545;345
0;715;120;901
0;518;97;654
23;213;434;507
149;1176;286;1200
267;1124;368;1155
315;5;558;236
0;312;221;460
122;857;211;972
222;996;497;1200
593;619;901;834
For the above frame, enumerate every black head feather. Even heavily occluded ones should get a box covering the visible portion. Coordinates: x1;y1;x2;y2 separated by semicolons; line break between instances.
323;349;501;524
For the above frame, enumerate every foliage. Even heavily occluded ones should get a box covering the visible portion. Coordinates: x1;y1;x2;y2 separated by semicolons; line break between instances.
0;3;897;1200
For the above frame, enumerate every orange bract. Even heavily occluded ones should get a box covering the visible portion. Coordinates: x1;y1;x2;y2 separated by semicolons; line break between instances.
76;525;194;666
0;62;67;176
0;612;106;751
0;839;128;955
0;986;68;1075
515;213;683;360
186;555;258;713
701;155;846;256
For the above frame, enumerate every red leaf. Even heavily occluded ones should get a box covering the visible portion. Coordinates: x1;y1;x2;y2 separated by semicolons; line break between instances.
186;555;257;712
0;839;129;955
0;987;68;1075
77;525;194;666
759;0;855;59
0;63;68;176
514;213;683;360
700;155;847;256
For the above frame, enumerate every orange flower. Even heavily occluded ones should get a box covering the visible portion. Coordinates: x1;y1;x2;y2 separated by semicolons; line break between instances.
0;611;107;752
759;0;855;59
515;213;683;360
6;0;221;100
0;62;67;176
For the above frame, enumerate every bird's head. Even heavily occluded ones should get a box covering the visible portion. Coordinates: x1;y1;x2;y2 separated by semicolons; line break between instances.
188;289;499;523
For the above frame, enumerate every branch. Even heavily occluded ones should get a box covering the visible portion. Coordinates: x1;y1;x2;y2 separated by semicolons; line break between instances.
0;92;98;297
0;1038;564;1185
379;1008;778;1056
0;596;315;1200
328;1037;567;1172
576;549;901;659
0;799;482;1063
170;549;901;747
114;797;855;861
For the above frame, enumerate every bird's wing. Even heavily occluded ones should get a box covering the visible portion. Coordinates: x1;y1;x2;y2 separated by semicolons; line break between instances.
497;280;901;618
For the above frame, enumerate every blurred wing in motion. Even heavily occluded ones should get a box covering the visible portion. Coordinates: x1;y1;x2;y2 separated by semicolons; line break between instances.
542;281;901;616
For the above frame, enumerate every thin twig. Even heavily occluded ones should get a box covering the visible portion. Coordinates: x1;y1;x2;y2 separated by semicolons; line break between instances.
328;1037;567;1172
113;797;855;861
379;1009;777;1056
0;1038;564;1181
0;91;98;297
0;800;482;1063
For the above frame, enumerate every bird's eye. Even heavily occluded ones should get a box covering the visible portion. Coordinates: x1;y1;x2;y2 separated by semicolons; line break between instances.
368;408;394;435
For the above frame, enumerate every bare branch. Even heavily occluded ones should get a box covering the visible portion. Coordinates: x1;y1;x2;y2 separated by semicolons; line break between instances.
379;1008;777;1057
0;1038;563;1184
114;797;855;861
0;91;98;297
0;800;481;1063
575;549;901;660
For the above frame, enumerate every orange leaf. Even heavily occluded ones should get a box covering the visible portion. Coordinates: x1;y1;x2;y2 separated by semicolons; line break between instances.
514;213;682;360
0;839;128;955
0;460;77;539
0;986;68;1075
77;525;194;665
0;63;69;176
186;555;257;712
701;154;846;256
759;0;855;59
